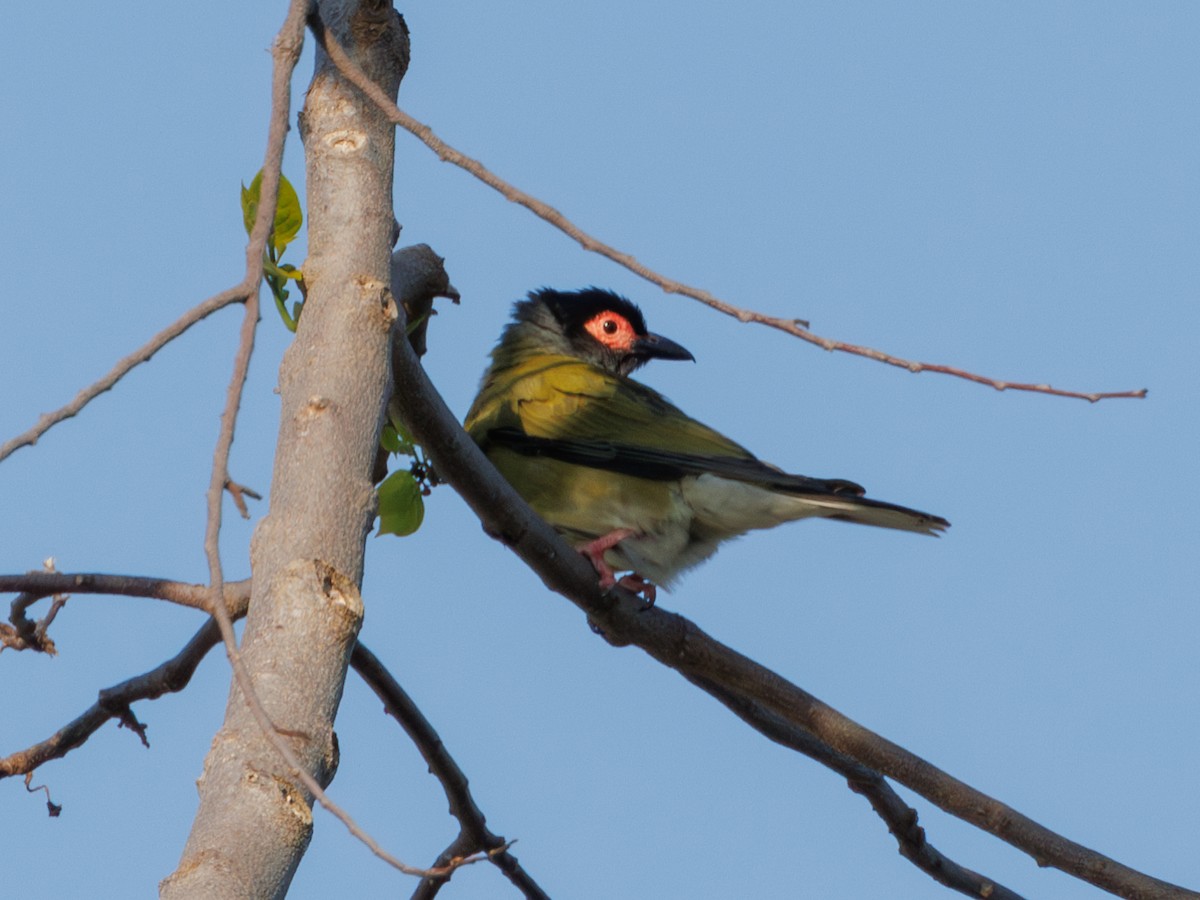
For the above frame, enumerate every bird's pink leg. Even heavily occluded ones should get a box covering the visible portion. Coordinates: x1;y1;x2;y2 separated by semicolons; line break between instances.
577;528;637;588
577;528;657;603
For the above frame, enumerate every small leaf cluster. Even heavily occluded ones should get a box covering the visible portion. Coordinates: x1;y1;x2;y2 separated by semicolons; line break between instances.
241;171;305;331
376;417;438;538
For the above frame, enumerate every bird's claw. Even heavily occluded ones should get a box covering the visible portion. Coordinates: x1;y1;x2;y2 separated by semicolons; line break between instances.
615;573;657;607
576;529;656;606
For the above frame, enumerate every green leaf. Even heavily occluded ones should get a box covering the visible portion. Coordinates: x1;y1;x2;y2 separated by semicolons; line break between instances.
387;411;416;447
240;170;303;253
273;174;303;253
263;259;292;281
381;420;416;457
377;470;425;537
380;424;403;454
273;292;297;333
240;176;259;237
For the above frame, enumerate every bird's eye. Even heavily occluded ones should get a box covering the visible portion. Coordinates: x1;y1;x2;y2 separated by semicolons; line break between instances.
584;310;635;349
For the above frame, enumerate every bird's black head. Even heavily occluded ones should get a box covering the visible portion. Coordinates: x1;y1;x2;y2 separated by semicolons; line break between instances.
514;287;694;376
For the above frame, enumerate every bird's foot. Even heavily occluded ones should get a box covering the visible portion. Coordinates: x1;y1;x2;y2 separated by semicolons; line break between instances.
615;573;657;607
577;528;639;589
576;531;658;606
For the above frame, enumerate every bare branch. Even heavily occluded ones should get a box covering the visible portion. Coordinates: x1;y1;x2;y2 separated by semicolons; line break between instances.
0;572;251;655
178;0;433;886
1;613;235;780
351;643;550;900
0;574;253;778
225;479;263;519
388;317;1194;900
1;2;443;884
3;571;231;613
1;579;485;881
313;25;1145;404
0;287;253;463
24;773;62;817
688;672;1026;900
0;570;537;892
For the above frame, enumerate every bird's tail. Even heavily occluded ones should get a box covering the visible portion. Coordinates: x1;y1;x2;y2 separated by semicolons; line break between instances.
787;492;949;536
684;473;948;538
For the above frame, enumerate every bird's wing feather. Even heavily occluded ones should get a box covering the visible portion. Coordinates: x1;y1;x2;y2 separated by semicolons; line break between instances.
468;357;753;457
469;358;866;495
484;427;866;498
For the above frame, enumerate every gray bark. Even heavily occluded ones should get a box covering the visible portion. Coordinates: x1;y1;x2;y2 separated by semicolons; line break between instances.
161;3;409;897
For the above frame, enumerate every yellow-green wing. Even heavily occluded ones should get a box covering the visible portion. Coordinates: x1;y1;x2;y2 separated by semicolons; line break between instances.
467;356;875;498
466;356;753;458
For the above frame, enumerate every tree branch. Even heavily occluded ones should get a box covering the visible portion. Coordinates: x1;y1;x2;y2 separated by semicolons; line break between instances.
188;11;419;884
387;306;1193;900
0;572;246;655
0;287;255;464
687;672;1025;900
313;23;1145;404
351;643;549;900
0;575;507;890
0;574;251;779
162;2;459;894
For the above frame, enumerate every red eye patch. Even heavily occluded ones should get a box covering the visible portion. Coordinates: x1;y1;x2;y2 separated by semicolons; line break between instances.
583;311;639;351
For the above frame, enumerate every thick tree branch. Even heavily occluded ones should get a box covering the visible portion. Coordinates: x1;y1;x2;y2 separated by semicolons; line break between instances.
388;312;1193;900
314;23;1145;404
0;5;497;890
187;11;417;884
162;2;452;895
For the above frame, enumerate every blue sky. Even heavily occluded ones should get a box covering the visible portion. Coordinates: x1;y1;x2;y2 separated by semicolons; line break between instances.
3;3;1197;898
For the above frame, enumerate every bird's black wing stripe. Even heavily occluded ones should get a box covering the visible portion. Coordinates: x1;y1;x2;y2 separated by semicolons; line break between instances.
485;427;865;497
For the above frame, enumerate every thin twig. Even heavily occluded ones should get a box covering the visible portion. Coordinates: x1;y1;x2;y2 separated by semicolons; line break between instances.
24;773;62;817
351;643;550;900
0;574;254;778
0;291;254;464
1;613;237;779
224;479;263;519
4;572;223;624
313;26;1146;404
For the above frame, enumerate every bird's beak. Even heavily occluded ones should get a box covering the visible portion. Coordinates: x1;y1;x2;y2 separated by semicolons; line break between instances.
633;332;695;363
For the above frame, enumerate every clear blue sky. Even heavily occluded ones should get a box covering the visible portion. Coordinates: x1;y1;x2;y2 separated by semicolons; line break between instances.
3;3;1197;898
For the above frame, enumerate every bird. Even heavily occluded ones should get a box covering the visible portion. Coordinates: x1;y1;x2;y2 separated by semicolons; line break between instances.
464;287;948;601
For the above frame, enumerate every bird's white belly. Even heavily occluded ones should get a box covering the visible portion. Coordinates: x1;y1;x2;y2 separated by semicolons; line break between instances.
611;474;819;588
683;473;826;533
600;481;694;587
